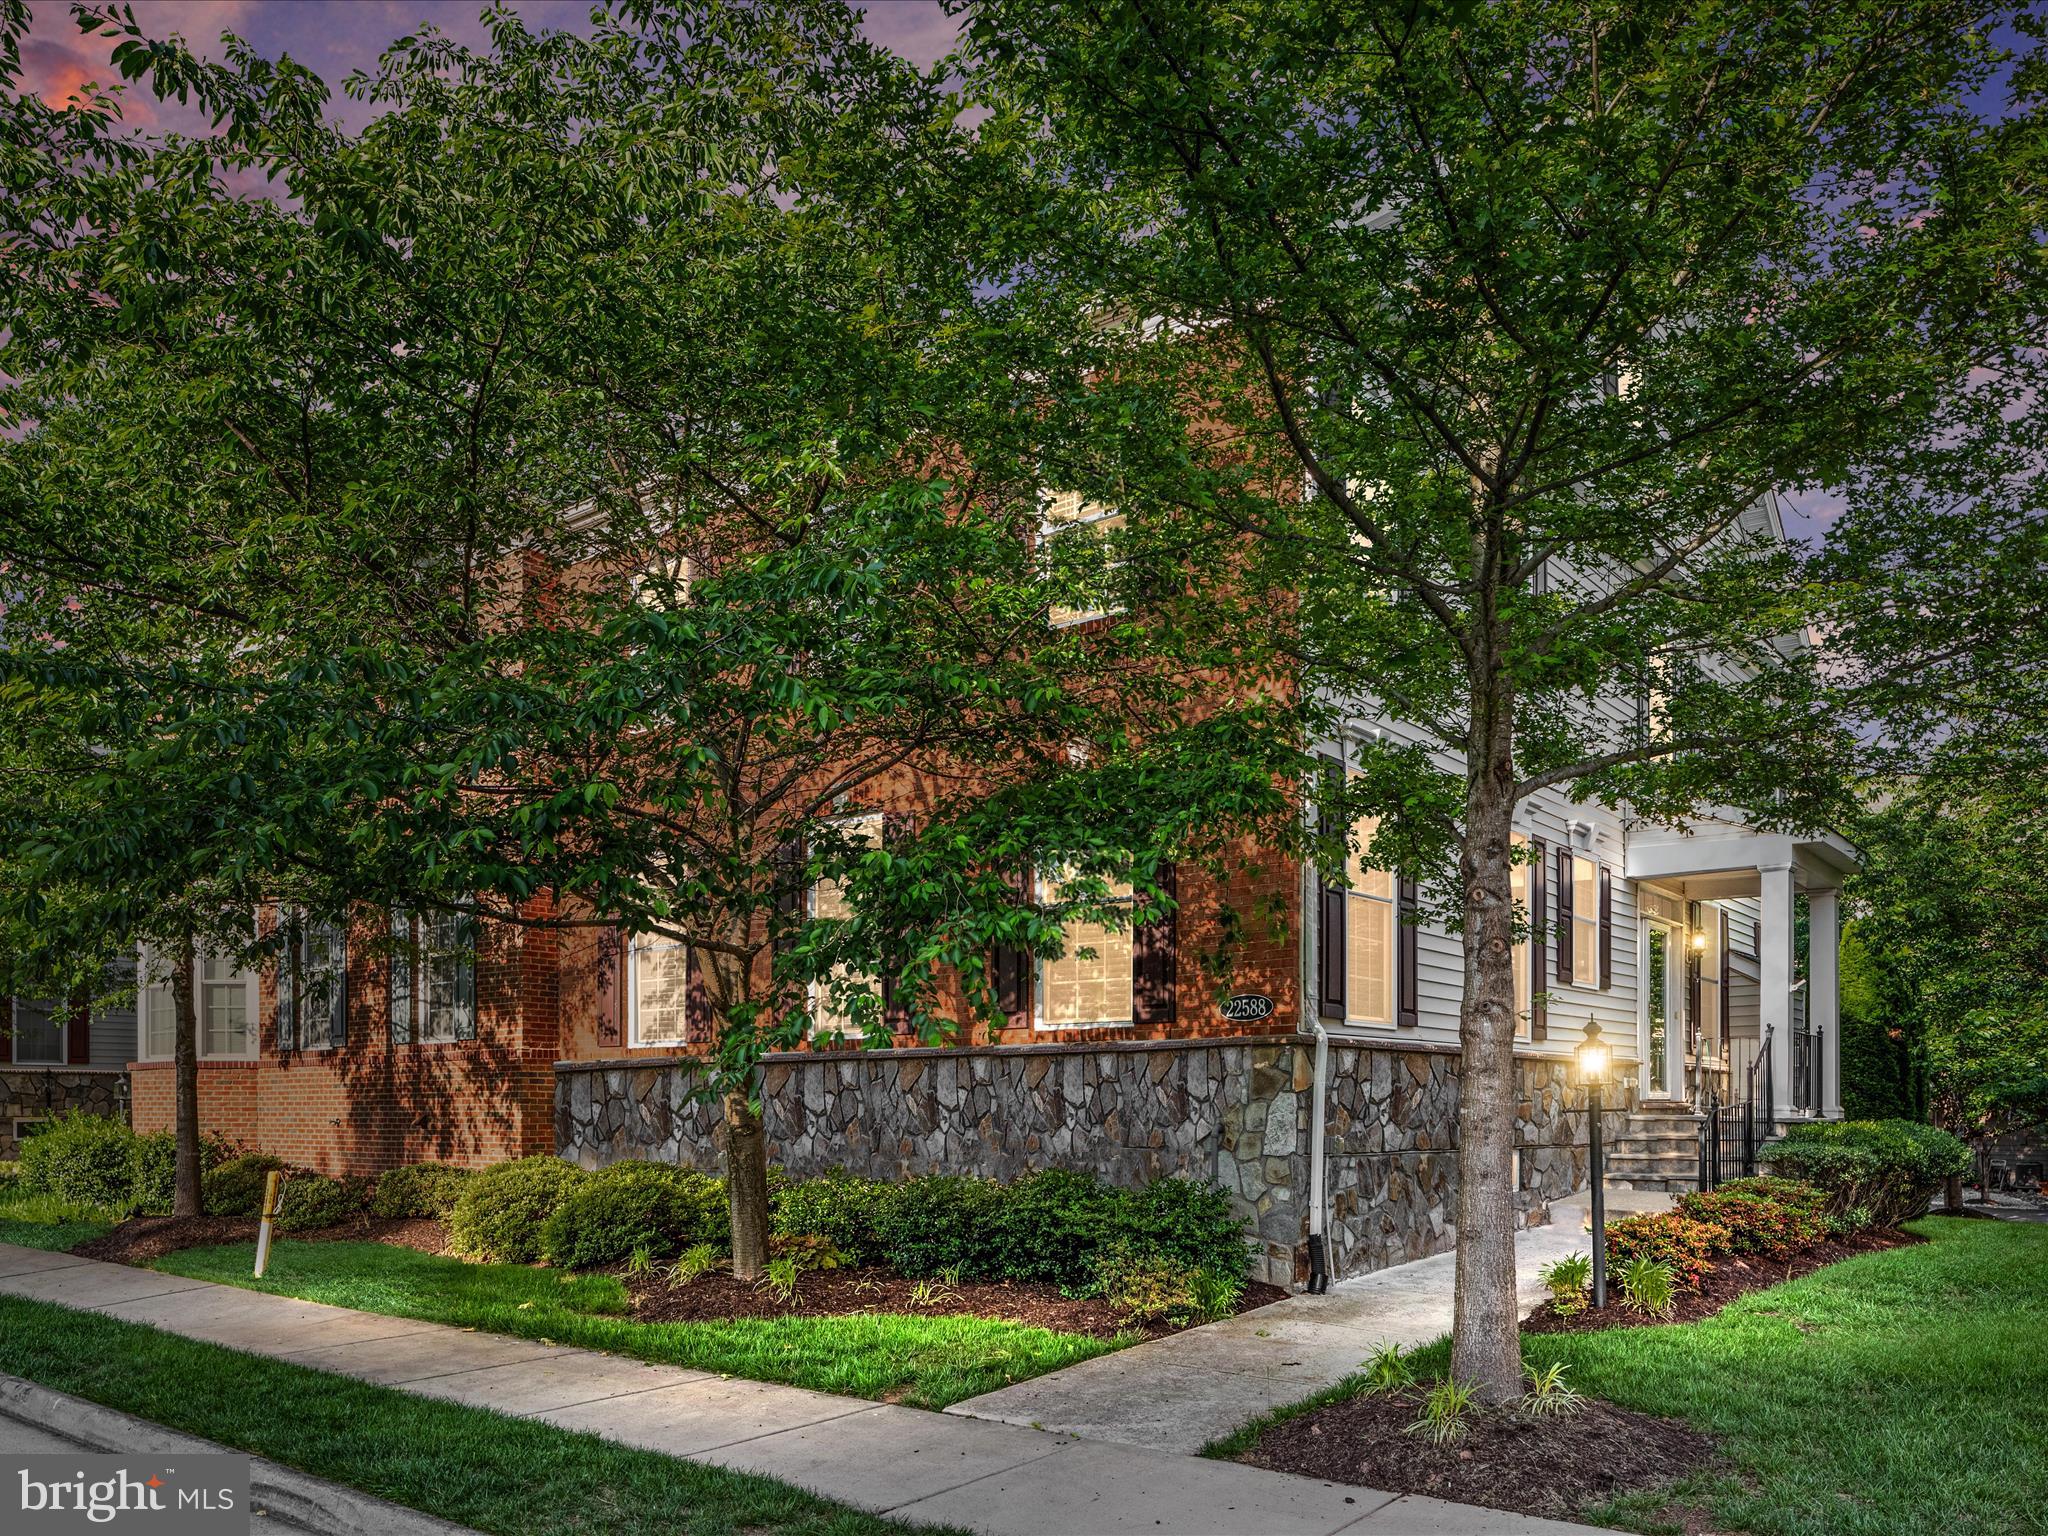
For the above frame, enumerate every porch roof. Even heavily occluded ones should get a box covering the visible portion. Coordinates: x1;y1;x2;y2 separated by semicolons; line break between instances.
1624;826;1859;900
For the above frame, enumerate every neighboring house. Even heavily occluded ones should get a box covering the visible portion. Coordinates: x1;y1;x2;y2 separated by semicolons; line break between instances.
118;490;1855;1288
0;965;135;1158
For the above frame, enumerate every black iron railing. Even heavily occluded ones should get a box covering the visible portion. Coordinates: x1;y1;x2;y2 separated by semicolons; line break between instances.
1790;1025;1823;1113
1698;1029;1773;1190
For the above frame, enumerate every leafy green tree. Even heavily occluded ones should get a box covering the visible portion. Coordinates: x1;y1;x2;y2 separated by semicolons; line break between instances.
955;0;2044;1397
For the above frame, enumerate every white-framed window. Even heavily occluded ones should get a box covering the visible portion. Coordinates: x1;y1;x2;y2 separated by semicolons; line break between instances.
809;814;882;1038
629;933;690;1047
280;915;348;1052
1570;855;1601;986
1345;814;1396;1028
389;909;476;1045
1695;905;1724;1061
631;553;693;610
1042;488;1126;628
1035;870;1135;1030
1509;833;1534;1039
137;946;259;1062
9;997;65;1065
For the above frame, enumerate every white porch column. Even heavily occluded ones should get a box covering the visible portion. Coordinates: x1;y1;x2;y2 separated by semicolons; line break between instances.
1759;862;1795;1124
1809;887;1842;1119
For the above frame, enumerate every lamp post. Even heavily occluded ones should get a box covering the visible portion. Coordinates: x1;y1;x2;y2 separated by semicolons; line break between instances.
1577;1020;1611;1311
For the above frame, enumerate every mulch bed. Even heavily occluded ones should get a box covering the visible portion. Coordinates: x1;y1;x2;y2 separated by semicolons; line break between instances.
620;1265;1288;1340
1522;1227;1920;1334
1237;1385;1717;1521
73;1214;451;1266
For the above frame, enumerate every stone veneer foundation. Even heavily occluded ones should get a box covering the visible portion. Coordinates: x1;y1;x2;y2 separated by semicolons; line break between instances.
0;1067;129;1158
554;1035;1636;1288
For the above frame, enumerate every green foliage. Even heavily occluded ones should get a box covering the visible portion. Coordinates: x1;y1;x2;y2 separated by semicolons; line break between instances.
1120;1176;1253;1284
769;1171;897;1266
448;1156;587;1264
1616;1257;1677;1320
1521;1360;1584;1419
0;1162;16;1184
1762;1119;1972;1228
664;1243;719;1289
1186;1268;1244;1325
759;1255;803;1306
202;1155;290;1219
1405;1379;1478;1446
369;1163;474;1221
769;1233;848;1272
1538;1252;1593;1314
992;1168;1126;1285
538;1162;727;1272
1605;1213;1724;1289
875;1176;1010;1279
17;1111;135;1211
1676;1188;1831;1261
129;1130;233;1216
1713;1175;1829;1214
275;1173;371;1234
1092;1240;1203;1326
1363;1341;1415;1394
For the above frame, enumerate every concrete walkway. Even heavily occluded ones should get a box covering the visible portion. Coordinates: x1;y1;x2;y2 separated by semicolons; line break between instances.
950;1191;1674;1456
0;1241;1603;1536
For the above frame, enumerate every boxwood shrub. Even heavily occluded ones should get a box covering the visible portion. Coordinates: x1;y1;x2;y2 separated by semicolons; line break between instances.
448;1155;586;1262
1761;1118;1971;1228
991;1168;1127;1284
1123;1176;1253;1283
18;1112;137;1211
370;1162;473;1221
876;1175;1011;1277
771;1171;897;1265
275;1172;373;1233
539;1161;727;1270
129;1130;233;1216
202;1154;290;1217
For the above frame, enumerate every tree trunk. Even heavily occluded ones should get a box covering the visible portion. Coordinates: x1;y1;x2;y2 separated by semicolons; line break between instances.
171;931;203;1219
723;1088;772;1280
1945;1173;1963;1212
1448;685;1525;1404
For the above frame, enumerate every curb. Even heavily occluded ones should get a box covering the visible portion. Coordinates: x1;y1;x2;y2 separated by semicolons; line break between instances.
0;1374;482;1536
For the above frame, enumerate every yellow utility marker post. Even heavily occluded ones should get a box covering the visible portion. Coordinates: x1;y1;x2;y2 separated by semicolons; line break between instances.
253;1170;282;1278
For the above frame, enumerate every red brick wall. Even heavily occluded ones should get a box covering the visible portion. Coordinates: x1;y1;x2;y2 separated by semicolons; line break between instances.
129;901;560;1177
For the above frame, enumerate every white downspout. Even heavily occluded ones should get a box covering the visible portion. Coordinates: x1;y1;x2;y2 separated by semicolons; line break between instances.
1306;1018;1332;1294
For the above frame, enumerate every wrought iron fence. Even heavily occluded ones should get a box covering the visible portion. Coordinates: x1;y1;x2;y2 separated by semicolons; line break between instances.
1790;1025;1823;1113
1698;1029;1773;1190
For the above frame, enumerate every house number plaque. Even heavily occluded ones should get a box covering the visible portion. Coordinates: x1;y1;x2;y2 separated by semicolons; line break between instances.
1220;993;1275;1022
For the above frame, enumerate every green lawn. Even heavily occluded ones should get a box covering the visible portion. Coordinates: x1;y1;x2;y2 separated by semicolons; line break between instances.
0;1295;960;1536
1220;1218;2048;1536
0;1183;114;1251
151;1239;1122;1408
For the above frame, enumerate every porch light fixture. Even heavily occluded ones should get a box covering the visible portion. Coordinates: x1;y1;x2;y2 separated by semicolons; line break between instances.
1577;1020;1610;1310
1692;930;1709;952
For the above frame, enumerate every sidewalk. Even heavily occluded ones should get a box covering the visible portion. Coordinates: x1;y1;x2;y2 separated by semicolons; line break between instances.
0;1241;1601;1536
950;1190;1672;1456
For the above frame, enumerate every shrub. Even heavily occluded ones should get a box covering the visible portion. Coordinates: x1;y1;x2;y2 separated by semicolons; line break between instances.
448;1155;587;1263
992;1168;1127;1285
1093;1240;1202;1325
771;1171;898;1266
203;1154;291;1218
1604;1212;1725;1288
876;1175;1011;1278
275;1173;372;1233
1675;1188;1830;1260
1120;1176;1252;1283
538;1161;726;1270
0;1161;17;1185
129;1131;233;1216
1617;1256;1676;1319
1714;1174;1829;1214
1761;1119;1971;1228
1538;1252;1593;1314
17;1111;136;1210
665;1242;720;1287
370;1162;474;1221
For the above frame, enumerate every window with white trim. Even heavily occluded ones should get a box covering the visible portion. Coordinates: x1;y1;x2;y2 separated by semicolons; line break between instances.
285;916;348;1051
10;997;64;1064
809;815;881;1038
629;933;690;1047
1570;856;1601;986
1042;488;1126;627
137;947;258;1061
1345;813;1396;1028
389;909;476;1045
1035;870;1135;1030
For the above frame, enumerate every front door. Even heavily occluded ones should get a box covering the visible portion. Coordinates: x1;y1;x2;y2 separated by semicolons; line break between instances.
1641;918;1685;1100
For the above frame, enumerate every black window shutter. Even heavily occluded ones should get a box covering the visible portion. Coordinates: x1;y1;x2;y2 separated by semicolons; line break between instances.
276;914;298;1053
993;866;1030;1026
1317;757;1346;1021
1529;837;1548;1040
1133;861;1179;1026
1599;866;1614;991
1721;917;1732;1032
881;815;913;1030
388;910;412;1045
453;916;477;1041
1555;847;1575;985
771;839;805;960
595;926;623;1049
686;947;713;1040
1396;876;1420;1027
328;927;348;1049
